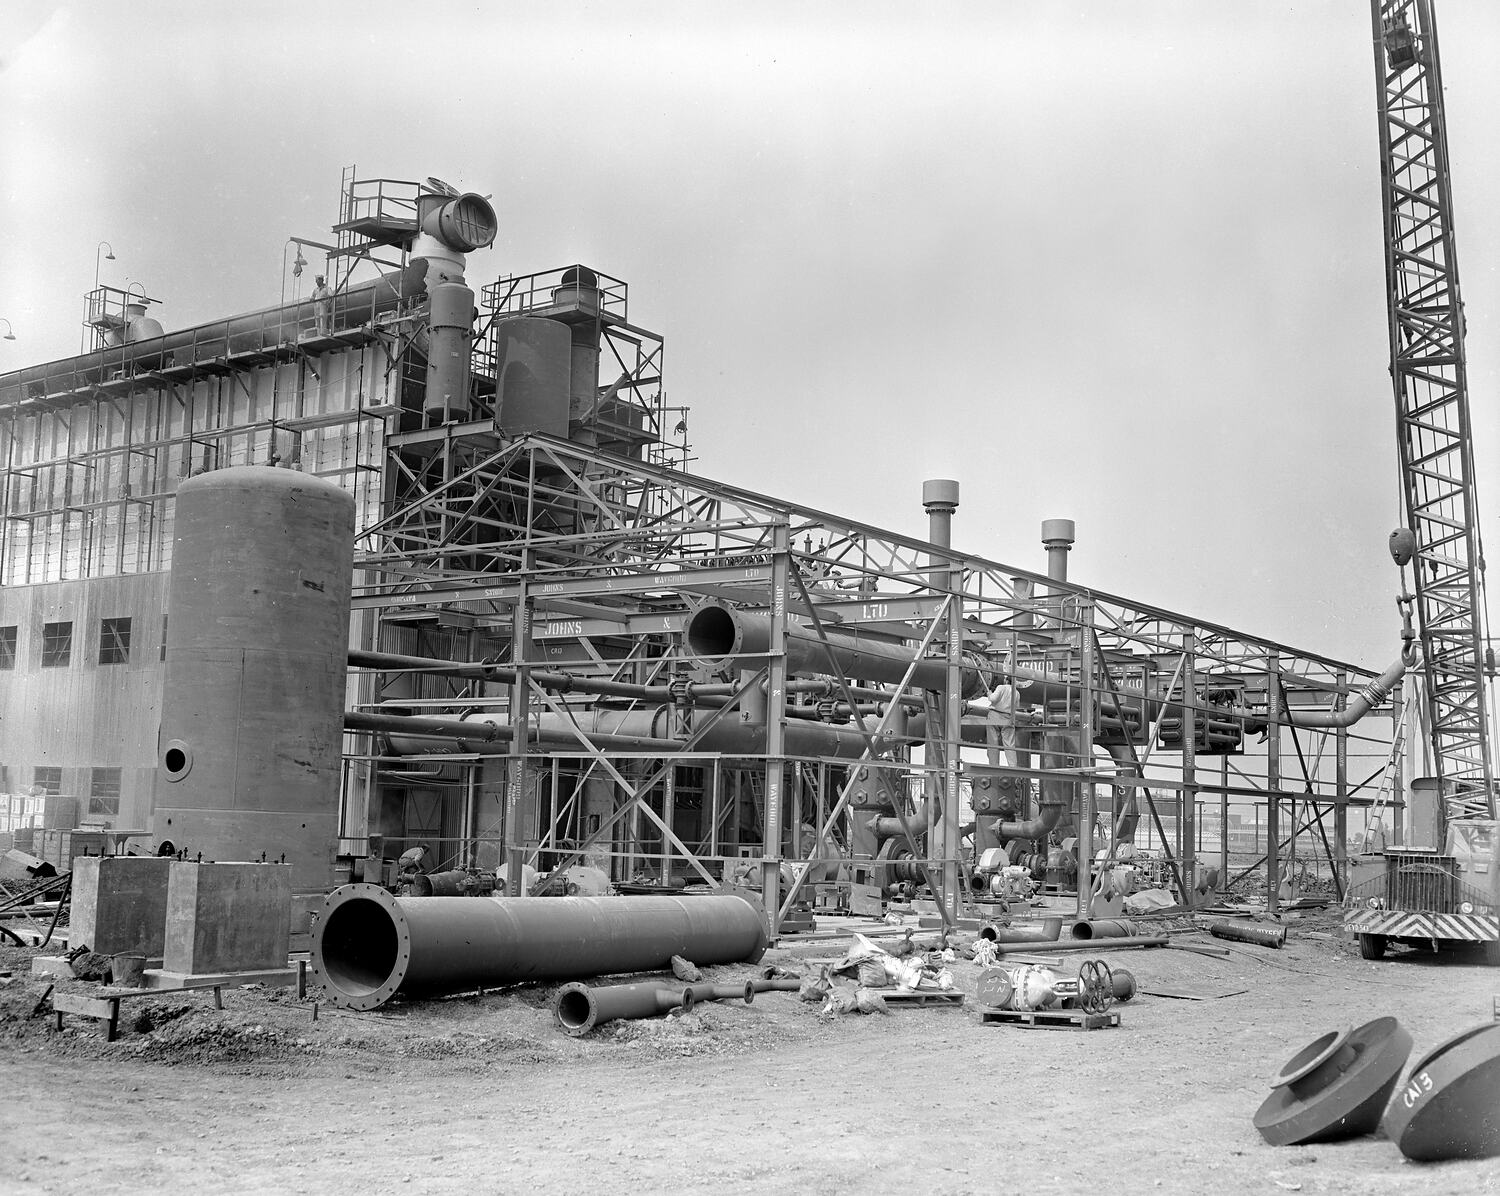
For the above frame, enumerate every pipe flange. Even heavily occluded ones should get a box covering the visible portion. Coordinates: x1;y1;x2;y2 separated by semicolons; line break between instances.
555;982;601;1036
310;883;414;1012
1272;1026;1354;1091
1382;1022;1500;1161
1253;1016;1412;1146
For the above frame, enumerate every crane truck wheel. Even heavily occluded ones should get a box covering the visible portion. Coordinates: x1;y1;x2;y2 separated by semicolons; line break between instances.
1359;933;1388;960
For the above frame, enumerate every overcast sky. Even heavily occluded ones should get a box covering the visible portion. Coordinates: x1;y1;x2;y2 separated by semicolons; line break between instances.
2;1;1498;672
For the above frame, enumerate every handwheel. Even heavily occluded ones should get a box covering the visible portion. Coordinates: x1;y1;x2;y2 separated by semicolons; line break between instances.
1077;959;1113;1013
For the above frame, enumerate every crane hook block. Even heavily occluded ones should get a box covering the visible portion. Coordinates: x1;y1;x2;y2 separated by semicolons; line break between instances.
1389;527;1417;568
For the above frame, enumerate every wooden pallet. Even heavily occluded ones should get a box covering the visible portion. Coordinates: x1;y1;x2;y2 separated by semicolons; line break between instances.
978;1005;1119;1030
879;989;965;1008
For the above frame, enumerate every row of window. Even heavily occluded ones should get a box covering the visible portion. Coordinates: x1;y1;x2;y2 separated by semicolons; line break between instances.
0;617;133;669
27;765;121;816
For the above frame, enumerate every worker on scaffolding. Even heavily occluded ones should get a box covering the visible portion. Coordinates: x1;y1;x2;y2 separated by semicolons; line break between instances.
312;275;332;336
981;662;1025;768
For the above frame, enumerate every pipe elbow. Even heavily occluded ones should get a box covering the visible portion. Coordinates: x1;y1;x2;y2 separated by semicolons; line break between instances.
1286;654;1407;729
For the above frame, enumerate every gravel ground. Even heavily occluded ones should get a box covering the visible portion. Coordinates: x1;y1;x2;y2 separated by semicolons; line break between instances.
1;908;1498;1194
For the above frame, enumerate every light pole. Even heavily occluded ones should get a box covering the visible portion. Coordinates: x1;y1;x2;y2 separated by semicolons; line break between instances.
94;241;116;292
0;318;14;342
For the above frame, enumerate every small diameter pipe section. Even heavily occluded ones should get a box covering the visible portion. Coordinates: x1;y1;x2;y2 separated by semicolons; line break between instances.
749;977;802;995
987;935;1169;955
680;981;756;1009
1070;919;1144;940
555;981;684;1036
979;917;1063;944
312;884;769;1010
1208;920;1287;949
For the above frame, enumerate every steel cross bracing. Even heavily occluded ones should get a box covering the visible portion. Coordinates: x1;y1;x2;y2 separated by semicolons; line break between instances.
349;434;1397;922
1372;0;1494;818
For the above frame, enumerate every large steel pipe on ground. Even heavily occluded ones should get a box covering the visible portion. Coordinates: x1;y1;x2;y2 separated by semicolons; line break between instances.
1070;919;1144;940
313;884;769;1010
555;981;685;1036
1208;920;1287;948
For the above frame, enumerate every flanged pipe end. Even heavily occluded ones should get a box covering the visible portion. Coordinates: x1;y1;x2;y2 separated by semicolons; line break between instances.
1253;1016;1413;1146
555;982;599;1037
311;883;413;1012
1272;1026;1355;1093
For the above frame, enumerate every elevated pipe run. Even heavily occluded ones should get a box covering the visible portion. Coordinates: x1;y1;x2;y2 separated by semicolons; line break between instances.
349;649;924;710
312;884;769;1010
1282;655;1408;728
686;602;994;699
352;705;893;761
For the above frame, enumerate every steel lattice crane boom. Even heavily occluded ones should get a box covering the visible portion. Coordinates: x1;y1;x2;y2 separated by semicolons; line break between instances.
1343;0;1500;967
1373;0;1494;821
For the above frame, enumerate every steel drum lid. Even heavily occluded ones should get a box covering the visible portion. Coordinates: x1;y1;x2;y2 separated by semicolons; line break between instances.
1382;1021;1500;1162
1253;1016;1413;1146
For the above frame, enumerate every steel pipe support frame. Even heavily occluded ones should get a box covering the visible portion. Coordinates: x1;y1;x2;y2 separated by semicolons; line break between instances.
312;884;769;1010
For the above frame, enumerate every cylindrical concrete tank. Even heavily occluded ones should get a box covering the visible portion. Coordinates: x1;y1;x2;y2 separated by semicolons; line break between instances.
312;884;769;1009
422;280;474;423
495;317;572;438
153;465;355;897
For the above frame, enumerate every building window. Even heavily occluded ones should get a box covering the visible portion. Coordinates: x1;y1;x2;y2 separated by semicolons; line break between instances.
99;617;132;665
88;768;122;818
0;626;15;670
33;767;62;796
41;621;72;667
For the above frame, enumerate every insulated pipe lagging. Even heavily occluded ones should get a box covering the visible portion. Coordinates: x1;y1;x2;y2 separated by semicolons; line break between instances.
312;884;769;1011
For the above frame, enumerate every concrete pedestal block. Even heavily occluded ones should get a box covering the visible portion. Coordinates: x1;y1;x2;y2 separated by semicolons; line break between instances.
69;855;173;956
165;861;291;975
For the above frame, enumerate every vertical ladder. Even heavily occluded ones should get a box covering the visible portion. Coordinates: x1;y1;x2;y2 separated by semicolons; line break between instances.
1361;701;1410;851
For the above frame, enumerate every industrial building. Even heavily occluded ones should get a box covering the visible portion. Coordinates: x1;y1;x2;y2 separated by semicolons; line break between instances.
0;168;1407;934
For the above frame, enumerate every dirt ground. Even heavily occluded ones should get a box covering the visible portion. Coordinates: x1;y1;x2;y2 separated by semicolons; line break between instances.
2;909;1498;1196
